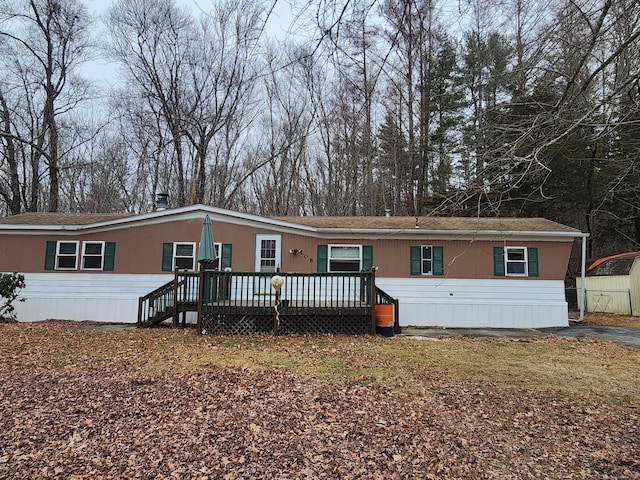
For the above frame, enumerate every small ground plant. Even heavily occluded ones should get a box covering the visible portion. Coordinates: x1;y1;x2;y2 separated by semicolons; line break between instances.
0;272;26;319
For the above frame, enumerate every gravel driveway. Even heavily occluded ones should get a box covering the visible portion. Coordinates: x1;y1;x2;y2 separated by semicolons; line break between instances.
543;325;640;349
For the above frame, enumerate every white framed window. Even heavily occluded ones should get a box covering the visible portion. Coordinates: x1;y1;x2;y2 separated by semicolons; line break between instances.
82;241;105;270
174;242;196;270
56;241;79;270
505;247;528;276
328;245;362;272
421;246;433;275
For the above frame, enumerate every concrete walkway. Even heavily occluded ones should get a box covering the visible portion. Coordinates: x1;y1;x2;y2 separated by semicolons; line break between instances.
400;325;640;349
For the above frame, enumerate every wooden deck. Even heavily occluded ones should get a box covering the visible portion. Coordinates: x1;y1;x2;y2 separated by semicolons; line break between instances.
138;269;398;335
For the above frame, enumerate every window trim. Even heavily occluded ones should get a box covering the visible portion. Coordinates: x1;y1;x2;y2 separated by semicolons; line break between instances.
504;246;528;277
55;241;79;270
328;244;362;272
81;241;105;271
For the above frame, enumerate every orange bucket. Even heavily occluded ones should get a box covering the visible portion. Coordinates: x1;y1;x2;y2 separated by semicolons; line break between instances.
375;304;394;327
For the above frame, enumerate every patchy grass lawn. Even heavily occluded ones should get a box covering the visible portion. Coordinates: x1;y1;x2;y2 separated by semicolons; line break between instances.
1;321;638;479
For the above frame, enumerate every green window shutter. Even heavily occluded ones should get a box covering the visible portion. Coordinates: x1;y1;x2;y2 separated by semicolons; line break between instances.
161;242;174;271
527;247;539;277
317;245;328;273
433;246;444;276
493;247;505;276
103;242;116;271
220;243;232;269
410;246;421;275
44;241;57;270
362;245;373;270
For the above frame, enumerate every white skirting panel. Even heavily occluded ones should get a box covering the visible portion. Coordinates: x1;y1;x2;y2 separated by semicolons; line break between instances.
10;273;569;328
12;273;173;323
376;278;569;328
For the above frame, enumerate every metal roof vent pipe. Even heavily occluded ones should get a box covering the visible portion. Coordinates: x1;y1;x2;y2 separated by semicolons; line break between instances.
384;208;392;217
156;193;169;211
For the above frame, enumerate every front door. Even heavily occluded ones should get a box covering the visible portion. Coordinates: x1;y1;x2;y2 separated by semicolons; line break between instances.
255;234;281;294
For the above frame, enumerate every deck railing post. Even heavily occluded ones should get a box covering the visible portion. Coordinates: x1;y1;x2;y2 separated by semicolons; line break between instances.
137;296;143;327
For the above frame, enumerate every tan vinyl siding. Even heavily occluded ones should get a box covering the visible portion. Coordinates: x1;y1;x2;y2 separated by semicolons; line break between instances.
1;215;574;280
1;226;572;280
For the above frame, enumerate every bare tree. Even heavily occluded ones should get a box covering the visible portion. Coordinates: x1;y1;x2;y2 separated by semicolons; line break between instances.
0;0;92;212
107;0;194;207
182;0;264;205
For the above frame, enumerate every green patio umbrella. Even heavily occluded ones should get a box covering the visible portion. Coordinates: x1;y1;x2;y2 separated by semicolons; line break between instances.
198;215;217;269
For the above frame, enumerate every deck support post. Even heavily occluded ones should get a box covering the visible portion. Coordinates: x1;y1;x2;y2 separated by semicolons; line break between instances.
370;267;376;335
197;269;204;334
137;296;143;327
172;267;179;327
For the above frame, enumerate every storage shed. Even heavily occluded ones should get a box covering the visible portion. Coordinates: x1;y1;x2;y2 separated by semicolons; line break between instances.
577;252;640;316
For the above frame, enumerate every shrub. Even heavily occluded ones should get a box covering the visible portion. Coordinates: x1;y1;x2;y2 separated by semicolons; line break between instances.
0;272;26;319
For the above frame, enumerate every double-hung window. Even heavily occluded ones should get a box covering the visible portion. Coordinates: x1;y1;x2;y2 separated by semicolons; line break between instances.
317;245;373;272
329;245;362;272
421;246;433;275
494;246;539;277
174;242;196;270
82;241;105;270
505;247;527;276
56;241;79;270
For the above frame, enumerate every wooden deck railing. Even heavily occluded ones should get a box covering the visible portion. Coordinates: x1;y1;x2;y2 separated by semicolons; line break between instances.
138;268;399;335
199;271;373;308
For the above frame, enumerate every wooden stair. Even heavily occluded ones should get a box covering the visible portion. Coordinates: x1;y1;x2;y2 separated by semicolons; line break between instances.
138;271;201;328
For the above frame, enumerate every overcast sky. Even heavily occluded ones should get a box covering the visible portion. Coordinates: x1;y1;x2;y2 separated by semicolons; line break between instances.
82;0;295;87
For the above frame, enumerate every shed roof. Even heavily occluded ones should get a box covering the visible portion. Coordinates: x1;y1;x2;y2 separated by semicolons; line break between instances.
587;252;640;276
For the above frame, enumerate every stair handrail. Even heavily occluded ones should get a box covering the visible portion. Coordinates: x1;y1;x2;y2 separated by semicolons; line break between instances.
137;279;176;327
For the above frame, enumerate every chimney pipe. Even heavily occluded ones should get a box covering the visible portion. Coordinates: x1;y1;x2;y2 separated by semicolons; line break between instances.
156;193;168;211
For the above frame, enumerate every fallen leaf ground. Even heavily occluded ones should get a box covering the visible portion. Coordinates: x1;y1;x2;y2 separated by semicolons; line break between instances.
1;320;638;479
581;312;640;329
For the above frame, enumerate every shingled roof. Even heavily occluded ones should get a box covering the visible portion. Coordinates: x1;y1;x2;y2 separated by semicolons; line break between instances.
0;208;581;236
0;212;133;225
274;216;580;233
